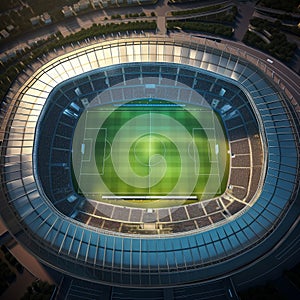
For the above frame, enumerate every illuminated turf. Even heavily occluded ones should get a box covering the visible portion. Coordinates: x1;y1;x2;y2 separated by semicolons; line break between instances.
72;99;229;208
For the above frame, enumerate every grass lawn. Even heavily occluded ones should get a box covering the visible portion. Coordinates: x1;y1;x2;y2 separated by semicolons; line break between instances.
72;99;229;208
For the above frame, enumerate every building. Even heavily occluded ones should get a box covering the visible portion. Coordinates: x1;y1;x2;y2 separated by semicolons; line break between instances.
30;16;40;26
6;25;14;32
0;36;300;299
91;0;102;7
0;29;9;39
101;0;108;7
73;3;80;12
73;0;90;12
62;6;73;17
79;0;90;10
41;12;52;25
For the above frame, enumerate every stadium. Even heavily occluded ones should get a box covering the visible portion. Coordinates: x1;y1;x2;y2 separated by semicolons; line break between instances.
0;35;300;299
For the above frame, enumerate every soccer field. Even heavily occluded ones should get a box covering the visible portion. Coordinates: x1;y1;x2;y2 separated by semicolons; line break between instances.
72;100;229;208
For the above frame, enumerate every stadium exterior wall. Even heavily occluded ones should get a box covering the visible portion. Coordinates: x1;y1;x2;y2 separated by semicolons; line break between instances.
0;36;299;287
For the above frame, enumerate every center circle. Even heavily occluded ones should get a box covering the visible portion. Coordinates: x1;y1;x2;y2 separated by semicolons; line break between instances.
133;134;166;167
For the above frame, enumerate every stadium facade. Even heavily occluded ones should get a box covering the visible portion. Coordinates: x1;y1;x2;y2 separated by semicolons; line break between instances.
0;36;300;298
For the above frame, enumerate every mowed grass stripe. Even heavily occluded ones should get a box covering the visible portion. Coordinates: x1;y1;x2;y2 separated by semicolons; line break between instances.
72;100;229;207
193;128;211;176
94;128;107;175
96;109;211;196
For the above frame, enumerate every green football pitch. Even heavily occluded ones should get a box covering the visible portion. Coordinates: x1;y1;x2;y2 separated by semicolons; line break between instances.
72;100;229;208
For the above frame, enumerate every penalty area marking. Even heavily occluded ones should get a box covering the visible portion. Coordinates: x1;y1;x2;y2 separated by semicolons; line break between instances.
81;138;92;162
79;127;107;184
211;110;222;194
96;128;108;175
102;195;198;199
192;128;214;176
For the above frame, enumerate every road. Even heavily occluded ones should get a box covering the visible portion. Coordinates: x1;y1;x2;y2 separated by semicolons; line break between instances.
255;4;300;19
0;267;36;300
233;0;256;41
226;39;300;92
1;0;299;72
222;38;300;112
0;0;299;99
1;0;236;57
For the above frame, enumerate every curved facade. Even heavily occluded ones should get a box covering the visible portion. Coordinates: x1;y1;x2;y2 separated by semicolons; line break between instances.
0;36;299;287
35;61;263;235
